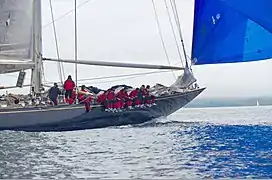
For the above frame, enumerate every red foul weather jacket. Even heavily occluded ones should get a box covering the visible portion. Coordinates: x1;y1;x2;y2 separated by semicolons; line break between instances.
64;79;75;91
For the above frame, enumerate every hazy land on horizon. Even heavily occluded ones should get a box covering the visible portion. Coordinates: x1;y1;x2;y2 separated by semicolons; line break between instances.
186;96;272;108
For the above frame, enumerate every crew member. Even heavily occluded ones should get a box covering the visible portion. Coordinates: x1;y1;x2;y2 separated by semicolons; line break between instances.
97;91;106;105
78;85;92;112
129;88;140;107
48;83;61;106
115;88;124;110
120;89;129;108
63;75;75;104
125;89;133;109
71;88;76;102
146;85;155;105
140;85;148;105
106;88;115;110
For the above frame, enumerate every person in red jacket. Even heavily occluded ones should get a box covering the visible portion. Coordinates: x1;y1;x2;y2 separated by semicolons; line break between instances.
114;97;122;110
78;85;92;112
97;91;106;105
125;89;133;109
129;88;141;107
104;91;110;110
71;88;76;100
63;75;75;104
106;89;115;110
121;89;129;108
115;89;125;110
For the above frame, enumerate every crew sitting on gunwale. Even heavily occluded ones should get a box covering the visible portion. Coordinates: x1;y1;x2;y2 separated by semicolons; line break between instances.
94;85;156;112
78;85;92;112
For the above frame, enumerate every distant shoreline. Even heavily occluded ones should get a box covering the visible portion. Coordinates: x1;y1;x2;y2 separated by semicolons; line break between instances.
185;97;272;108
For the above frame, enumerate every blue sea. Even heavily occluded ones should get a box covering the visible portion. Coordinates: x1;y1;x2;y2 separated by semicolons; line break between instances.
0;106;271;179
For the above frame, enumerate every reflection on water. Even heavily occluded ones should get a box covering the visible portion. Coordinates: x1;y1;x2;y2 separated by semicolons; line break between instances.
0;106;272;179
171;125;272;179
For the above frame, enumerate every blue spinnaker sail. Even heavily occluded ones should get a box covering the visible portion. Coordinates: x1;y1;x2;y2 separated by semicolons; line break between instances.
191;0;272;65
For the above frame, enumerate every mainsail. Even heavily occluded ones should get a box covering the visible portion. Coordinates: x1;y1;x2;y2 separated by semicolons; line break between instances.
191;0;272;65
0;0;34;73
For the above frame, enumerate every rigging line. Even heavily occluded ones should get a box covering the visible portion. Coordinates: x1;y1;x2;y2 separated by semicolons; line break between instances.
43;0;94;29
164;0;184;68
77;71;170;86
43;70;173;85
89;74;147;85
74;0;79;102
151;0;176;80
47;75;141;86
169;1;179;33
73;70;172;82
170;1;182;40
49;0;65;85
170;0;189;67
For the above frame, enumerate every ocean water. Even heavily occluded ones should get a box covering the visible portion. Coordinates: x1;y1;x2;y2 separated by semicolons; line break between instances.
0;106;271;179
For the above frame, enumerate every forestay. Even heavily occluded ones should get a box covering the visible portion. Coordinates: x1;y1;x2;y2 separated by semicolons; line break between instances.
0;0;34;73
191;0;272;65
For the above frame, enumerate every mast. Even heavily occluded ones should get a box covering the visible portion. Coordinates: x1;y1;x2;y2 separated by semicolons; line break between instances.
31;0;43;96
74;0;78;103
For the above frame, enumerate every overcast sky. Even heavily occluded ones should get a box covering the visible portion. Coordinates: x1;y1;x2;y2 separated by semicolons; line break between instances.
0;0;271;98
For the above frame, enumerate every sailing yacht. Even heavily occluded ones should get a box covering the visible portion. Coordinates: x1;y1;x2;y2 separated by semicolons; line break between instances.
256;100;260;107
0;0;271;132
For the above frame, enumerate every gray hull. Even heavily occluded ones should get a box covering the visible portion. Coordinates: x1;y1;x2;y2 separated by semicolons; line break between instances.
0;88;205;132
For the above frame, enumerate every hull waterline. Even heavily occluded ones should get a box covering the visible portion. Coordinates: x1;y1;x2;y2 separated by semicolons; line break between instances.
0;88;205;132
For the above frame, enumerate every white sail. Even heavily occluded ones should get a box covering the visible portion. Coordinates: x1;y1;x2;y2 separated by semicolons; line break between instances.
0;0;34;73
